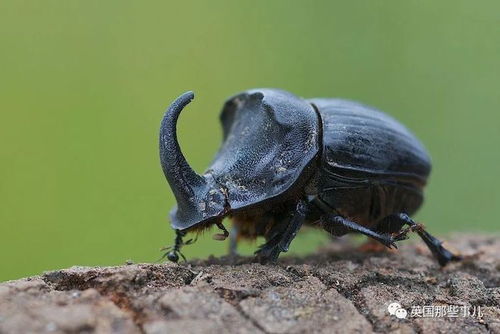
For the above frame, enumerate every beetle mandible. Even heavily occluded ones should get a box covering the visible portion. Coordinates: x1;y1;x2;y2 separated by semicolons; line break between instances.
159;89;461;266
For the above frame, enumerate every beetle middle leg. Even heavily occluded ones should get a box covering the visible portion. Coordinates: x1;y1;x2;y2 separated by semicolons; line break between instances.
228;225;239;256
320;214;399;249
376;213;461;266
255;200;308;264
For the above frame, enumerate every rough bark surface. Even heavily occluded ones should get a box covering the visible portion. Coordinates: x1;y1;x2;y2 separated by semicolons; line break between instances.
0;235;499;334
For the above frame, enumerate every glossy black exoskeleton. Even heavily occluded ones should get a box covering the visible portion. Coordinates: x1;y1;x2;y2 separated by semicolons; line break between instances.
159;89;460;266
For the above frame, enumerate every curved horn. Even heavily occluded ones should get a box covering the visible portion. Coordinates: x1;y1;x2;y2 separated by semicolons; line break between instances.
160;91;206;202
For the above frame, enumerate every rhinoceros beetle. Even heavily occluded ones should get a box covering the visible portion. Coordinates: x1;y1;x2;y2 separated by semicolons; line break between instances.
159;89;461;266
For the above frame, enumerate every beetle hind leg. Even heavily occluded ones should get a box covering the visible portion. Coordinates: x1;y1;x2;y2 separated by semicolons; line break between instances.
377;213;462;266
321;214;399;249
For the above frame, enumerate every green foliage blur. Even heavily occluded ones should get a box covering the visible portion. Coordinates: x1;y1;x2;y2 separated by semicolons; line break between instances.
1;1;498;282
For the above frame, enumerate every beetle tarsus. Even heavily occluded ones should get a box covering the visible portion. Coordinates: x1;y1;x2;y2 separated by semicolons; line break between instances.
255;240;282;264
393;229;410;241
255;200;307;264
382;213;462;266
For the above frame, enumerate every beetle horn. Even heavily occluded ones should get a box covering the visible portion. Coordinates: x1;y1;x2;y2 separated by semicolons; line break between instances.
159;91;207;202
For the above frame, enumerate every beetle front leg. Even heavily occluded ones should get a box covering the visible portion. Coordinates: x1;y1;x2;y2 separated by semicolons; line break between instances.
161;229;195;263
255;200;308;264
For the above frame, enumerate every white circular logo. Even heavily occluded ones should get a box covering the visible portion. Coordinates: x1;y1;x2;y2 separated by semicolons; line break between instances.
395;308;408;319
388;302;402;315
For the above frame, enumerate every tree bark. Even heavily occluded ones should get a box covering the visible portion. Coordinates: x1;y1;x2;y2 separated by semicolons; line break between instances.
0;235;498;333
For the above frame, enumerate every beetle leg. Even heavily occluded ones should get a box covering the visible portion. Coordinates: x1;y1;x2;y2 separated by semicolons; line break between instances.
391;213;462;266
255;200;307;264
161;229;191;263
321;214;398;249
374;214;411;241
212;222;229;241
184;236;198;245
228;225;239;256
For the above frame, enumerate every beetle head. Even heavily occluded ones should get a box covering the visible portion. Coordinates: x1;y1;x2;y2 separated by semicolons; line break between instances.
159;92;227;230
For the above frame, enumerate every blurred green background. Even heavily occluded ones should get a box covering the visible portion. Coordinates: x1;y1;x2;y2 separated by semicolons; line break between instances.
1;1;498;282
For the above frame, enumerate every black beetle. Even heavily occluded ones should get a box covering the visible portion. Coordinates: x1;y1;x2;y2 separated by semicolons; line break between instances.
159;89;461;266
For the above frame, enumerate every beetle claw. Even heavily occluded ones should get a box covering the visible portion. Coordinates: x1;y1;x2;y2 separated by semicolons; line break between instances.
254;245;281;264
393;229;411;241
381;235;399;249
388;242;398;249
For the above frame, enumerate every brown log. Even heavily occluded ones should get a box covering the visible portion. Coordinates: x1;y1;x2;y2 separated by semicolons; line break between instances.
0;235;498;333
